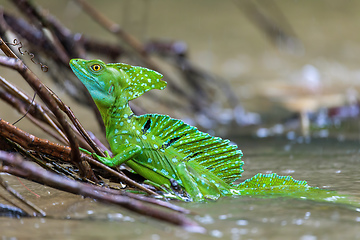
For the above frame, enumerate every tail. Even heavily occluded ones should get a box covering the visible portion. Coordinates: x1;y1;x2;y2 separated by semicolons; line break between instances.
238;173;308;189
234;173;360;207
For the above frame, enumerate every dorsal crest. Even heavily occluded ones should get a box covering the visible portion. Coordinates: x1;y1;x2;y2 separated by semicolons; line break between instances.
110;63;167;100
137;114;244;184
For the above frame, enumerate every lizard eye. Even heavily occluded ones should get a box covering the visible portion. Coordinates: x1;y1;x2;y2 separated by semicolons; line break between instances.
90;64;102;72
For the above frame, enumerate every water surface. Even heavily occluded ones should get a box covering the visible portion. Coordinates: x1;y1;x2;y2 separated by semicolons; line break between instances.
1;137;360;240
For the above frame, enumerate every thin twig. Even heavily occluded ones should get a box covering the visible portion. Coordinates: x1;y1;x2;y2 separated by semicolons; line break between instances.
0;48;89;179
0;76;69;144
0;78;97;151
10;0;70;64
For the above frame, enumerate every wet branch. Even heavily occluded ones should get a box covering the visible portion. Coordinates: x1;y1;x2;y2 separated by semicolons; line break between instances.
0;151;204;232
0;49;90;179
0;118;158;196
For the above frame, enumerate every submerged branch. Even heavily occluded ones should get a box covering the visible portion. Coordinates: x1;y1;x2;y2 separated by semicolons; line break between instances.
0;151;204;232
0;175;45;217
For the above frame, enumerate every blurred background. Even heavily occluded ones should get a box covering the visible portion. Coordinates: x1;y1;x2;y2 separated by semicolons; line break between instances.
2;0;360;140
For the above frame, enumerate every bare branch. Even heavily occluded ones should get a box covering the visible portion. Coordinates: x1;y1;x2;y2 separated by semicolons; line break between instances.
0;151;205;232
0;118;159;196
0;48;89;178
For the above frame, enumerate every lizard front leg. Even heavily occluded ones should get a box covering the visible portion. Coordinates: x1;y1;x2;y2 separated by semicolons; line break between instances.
85;144;141;167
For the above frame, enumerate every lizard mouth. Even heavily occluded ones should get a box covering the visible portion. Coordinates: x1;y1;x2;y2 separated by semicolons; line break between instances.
69;60;102;89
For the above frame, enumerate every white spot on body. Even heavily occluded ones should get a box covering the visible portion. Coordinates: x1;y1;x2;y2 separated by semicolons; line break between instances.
160;169;169;176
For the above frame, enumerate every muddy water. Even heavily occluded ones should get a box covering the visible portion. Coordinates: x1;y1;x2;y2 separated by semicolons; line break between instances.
1;137;360;239
2;0;360;239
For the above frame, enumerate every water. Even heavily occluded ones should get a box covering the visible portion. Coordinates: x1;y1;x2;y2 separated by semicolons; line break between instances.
1;137;360;239
2;1;360;239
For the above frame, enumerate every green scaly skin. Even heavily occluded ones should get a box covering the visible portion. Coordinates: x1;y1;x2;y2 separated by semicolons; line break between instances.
70;59;359;205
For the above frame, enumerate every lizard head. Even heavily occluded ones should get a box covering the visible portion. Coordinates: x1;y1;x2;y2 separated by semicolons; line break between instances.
70;58;167;107
70;59;118;110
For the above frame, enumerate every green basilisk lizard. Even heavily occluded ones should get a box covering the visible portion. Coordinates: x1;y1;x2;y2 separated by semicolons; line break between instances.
70;59;358;204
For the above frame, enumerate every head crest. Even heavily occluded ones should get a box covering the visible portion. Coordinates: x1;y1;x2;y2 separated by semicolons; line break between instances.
111;63;167;100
